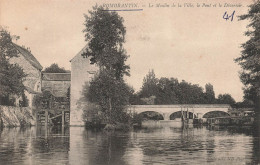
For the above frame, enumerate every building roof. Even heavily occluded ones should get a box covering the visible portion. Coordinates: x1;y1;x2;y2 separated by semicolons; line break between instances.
70;44;88;62
13;43;43;70
42;73;71;81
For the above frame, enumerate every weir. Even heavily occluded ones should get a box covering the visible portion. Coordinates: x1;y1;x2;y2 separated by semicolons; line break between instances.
142;119;185;128
35;91;70;127
35;109;70;128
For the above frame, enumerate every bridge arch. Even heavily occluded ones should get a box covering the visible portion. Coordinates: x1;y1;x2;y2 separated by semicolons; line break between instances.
202;110;230;118
138;111;164;120
128;104;230;121
169;111;197;120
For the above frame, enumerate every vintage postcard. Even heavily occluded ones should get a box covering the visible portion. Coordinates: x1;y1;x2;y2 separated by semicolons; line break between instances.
0;0;259;164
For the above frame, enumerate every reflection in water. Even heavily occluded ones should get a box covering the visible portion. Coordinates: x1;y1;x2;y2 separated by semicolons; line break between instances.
0;124;259;165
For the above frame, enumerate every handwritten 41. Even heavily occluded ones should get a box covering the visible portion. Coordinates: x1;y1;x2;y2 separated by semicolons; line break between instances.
223;11;235;21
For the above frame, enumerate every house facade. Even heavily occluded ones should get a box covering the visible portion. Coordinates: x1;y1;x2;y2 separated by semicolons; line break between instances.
70;45;98;126
9;43;43;107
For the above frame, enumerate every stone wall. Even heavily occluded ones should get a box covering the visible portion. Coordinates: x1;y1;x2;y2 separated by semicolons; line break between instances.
9;53;41;90
70;46;98;126
9;52;42;107
0;106;35;127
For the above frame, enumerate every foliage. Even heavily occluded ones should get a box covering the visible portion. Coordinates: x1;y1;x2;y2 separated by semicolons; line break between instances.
217;94;236;105
82;6;132;125
156;77;179;104
43;63;68;73
129;91;145;105
135;70;236;105
33;90;53;109
139;70;159;98
32;94;41;108
82;102;105;123
0;96;15;106
19;93;29;107
204;83;215;103
130;112;143;126
83;69;132;124
0;27;26;105
82;6;130;78
141;96;156;105
235;1;260;111
177;80;205;104
140;111;164;120
233;99;254;108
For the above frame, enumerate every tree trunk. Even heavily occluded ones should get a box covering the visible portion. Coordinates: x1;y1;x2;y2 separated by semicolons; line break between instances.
255;95;260;135
109;97;112;124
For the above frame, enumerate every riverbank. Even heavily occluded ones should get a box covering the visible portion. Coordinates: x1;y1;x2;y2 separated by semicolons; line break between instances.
0;105;35;127
84;116;256;130
194;116;255;126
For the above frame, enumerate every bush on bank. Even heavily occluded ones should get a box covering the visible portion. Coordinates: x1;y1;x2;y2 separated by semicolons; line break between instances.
83;105;143;131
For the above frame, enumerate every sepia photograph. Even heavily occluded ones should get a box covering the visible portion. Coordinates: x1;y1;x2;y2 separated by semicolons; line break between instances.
0;0;259;164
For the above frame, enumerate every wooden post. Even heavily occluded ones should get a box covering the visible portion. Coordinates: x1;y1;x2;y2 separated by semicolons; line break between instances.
181;107;183;121
45;110;48;138
62;111;65;127
35;110;38;127
187;108;189;124
62;111;65;135
0;110;2;128
45;110;48;128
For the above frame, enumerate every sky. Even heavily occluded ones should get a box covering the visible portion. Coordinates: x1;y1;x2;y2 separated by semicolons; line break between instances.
0;0;253;101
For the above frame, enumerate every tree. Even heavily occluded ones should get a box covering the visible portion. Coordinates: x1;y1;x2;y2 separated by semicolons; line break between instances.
43;63;68;73
138;72;216;104
217;94;236;105
82;6;130;78
19;93;29;107
128;86;145;105
233;99;254;108
177;80;205;104
139;69;159;98
84;70;131;123
0;27;26;105
156;77;179;104
235;1;260;113
33;90;53;109
82;6;131;124
204;83;215;104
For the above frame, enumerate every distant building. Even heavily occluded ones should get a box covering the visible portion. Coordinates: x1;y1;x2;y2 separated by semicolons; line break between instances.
41;72;71;99
9;43;43;107
70;45;98;126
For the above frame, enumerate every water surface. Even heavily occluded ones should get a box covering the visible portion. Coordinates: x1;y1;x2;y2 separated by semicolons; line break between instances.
0;125;259;165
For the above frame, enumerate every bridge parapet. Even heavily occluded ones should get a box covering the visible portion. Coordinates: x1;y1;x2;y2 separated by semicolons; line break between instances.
127;104;231;120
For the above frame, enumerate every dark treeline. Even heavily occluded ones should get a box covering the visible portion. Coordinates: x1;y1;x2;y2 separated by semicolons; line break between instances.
130;70;253;107
43;63;70;73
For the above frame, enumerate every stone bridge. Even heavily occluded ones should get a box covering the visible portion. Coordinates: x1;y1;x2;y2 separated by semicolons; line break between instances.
127;104;231;120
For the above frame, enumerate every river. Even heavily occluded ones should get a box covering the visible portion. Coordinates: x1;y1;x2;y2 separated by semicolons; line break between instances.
0;124;259;165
